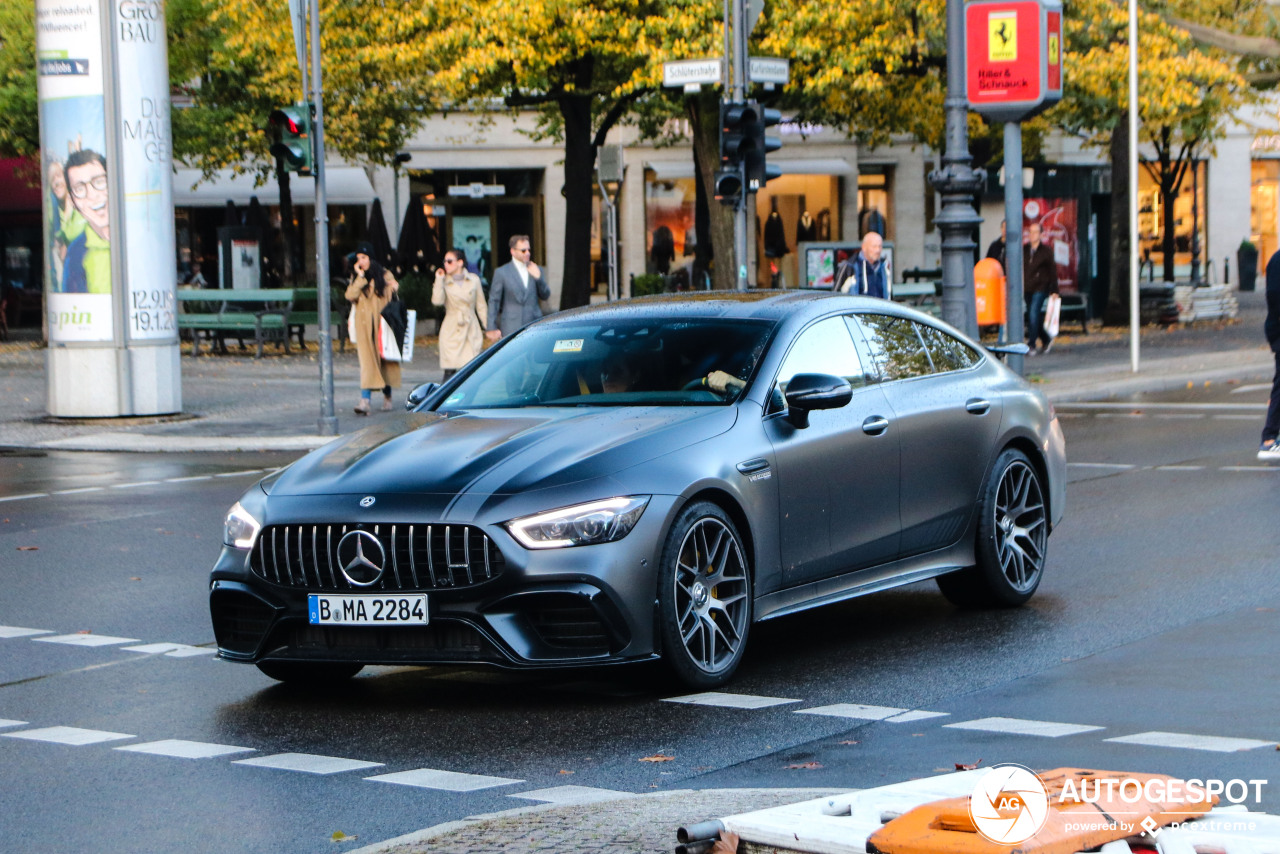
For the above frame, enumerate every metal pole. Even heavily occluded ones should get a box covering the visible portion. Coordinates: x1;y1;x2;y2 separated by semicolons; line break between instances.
1128;0;1140;372
929;0;985;338
1004;122;1026;376
1190;149;1201;285
311;0;337;434
731;0;749;290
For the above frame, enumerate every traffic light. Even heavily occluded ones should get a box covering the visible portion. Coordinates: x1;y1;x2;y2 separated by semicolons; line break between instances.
744;105;782;191
716;101;753;205
713;169;743;205
269;104;313;175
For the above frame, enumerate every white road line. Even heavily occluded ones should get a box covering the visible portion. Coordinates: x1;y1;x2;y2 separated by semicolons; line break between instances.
110;480;162;489
121;642;216;657
1221;466;1280;472
1095;413;1146;419
0;719;27;728
115;739;255;759
3;726;134;746
234;753;384;774
1156;465;1204;471
163;475;213;483
215;469;267;478
0;626;54;638
366;768;523;791
1232;383;1272;394
51;487;106;495
1060;402;1267;411
663;692;800;710
1068;463;1137;469
508;786;635;804
1154;414;1206;420
33;634;140;647
796;703;946;722
1105;731;1276;753
944;717;1104;737
1214;414;1261;420
0;493;48;503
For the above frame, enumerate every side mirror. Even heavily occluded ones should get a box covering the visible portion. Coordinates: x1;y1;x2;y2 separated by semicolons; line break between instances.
784;373;852;429
405;382;439;411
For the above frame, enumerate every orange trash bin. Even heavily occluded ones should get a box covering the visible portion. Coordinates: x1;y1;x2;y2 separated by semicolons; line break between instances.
973;257;1007;327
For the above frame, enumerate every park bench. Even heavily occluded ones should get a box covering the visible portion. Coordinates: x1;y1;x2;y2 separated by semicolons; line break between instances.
176;288;297;357
286;284;350;352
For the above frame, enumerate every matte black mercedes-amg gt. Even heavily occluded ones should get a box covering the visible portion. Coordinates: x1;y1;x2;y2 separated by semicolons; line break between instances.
210;291;1066;688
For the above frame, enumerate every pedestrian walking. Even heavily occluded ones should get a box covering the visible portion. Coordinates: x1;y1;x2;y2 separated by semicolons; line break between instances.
433;247;488;380
345;240;401;414
486;234;550;340
1023;222;1058;354
986;219;1007;273
835;232;889;298
1258;250;1280;460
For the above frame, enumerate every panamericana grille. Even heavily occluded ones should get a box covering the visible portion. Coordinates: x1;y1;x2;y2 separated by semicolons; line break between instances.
249;523;504;591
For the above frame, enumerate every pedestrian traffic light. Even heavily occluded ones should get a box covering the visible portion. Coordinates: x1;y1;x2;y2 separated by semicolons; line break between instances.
744;105;782;191
269;104;313;175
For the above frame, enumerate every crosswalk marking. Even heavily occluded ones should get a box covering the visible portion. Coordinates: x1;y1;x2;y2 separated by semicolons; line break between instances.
509;786;634;804
115;739;255;759
122;642;216;657
944;717;1103;737
234;753;384;774
3;726;134;745
1104;731;1277;753
1068;462;1136;469
663;692;800;710
796;703;948;722
366;768;523;791
0;626;53;638
0;720;27;728
33;634;141;647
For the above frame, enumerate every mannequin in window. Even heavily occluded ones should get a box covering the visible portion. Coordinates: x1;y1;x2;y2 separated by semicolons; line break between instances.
651;225;675;274
816;209;832;241
859;206;886;238
796;211;817;243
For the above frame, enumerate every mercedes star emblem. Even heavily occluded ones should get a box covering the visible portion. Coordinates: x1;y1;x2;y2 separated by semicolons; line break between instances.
335;529;386;587
360;496;376;508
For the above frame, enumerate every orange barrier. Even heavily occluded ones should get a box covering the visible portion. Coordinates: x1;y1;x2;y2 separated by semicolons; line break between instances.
867;768;1218;854
974;257;1006;327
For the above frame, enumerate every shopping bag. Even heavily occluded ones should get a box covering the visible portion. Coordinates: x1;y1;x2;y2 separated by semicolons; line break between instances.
400;309;417;363
1044;293;1062;338
378;317;403;362
346;308;356;343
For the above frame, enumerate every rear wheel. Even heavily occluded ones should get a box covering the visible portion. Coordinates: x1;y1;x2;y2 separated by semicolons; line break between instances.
938;448;1048;608
657;502;752;688
256;661;364;684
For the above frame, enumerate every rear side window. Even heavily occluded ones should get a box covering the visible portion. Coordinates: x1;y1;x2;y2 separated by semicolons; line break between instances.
852;314;933;381
917;324;980;372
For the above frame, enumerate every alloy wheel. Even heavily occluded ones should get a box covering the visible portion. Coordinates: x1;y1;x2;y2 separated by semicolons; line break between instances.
994;459;1047;593
672;516;750;674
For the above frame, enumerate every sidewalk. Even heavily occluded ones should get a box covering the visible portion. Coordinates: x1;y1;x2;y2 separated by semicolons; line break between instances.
0;290;1272;453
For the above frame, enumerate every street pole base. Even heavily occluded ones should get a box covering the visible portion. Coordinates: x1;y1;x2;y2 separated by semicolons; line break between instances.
318;416;339;437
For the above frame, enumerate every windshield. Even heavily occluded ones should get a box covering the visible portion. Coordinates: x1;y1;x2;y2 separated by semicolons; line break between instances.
435;318;777;411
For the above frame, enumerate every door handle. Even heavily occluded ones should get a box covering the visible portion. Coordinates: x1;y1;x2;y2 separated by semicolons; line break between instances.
965;398;991;415
862;415;889;435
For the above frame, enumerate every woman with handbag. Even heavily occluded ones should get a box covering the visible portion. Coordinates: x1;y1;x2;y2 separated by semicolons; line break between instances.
432;247;488;380
345;241;401;414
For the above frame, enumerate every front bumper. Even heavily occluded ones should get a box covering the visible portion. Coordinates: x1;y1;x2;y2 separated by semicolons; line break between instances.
208;495;679;670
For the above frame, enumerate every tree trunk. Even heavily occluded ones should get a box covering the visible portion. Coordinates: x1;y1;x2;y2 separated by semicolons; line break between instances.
688;91;736;291
1160;166;1177;282
1105;120;1131;325
558;94;596;310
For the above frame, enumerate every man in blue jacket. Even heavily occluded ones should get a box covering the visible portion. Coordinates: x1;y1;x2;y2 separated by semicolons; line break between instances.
1259;250;1280;460
835;232;889;298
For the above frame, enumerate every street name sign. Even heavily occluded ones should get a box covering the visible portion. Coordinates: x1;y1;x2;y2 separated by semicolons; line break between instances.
748;57;790;85
663;59;723;88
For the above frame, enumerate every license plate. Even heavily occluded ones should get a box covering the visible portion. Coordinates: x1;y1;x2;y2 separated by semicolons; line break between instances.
308;594;428;626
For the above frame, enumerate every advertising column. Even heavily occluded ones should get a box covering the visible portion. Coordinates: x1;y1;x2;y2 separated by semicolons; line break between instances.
36;0;180;417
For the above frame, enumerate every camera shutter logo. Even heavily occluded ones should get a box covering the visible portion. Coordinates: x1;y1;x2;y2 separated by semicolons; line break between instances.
969;763;1050;845
336;530;386;587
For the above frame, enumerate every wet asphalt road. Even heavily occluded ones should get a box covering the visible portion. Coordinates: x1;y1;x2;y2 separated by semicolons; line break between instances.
1;381;1279;853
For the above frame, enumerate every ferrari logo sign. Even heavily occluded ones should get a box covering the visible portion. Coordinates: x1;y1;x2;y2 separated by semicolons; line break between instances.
1048;32;1059;64
988;12;1018;61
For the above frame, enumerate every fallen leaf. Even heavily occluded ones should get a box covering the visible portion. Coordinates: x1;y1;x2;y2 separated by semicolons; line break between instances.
17;546;37;551
839;740;859;745
639;754;674;763
76;629;91;634
330;830;357;843
955;759;983;770
558;769;574;775
785;761;823;770
129;577;141;581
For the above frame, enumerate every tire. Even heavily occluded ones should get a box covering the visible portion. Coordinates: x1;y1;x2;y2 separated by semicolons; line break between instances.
937;448;1048;608
256;661;364;684
657;501;752;689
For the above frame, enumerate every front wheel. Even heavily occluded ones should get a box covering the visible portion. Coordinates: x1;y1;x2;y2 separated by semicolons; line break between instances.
256;661;364;685
657;502;752;688
937;448;1048;608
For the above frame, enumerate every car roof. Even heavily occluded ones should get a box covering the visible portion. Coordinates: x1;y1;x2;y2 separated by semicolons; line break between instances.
539;290;899;325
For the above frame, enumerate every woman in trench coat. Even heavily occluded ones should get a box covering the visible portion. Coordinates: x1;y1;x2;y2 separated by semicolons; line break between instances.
346;241;401;414
432;247;488;380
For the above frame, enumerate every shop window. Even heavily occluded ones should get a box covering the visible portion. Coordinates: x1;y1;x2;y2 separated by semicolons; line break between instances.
858;168;892;239
1137;160;1206;278
1252;160;1279;276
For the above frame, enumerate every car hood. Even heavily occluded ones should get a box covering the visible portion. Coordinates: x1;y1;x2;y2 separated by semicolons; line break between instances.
269;406;738;497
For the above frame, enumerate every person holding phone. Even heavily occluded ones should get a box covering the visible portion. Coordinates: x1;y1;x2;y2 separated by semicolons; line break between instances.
485;234;550;340
345;241;401;414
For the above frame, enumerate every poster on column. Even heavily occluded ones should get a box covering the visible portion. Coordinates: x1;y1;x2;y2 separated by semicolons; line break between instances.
1023;197;1079;294
36;0;114;342
116;0;177;341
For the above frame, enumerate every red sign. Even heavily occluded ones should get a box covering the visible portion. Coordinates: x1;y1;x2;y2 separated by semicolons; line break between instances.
965;0;1063;123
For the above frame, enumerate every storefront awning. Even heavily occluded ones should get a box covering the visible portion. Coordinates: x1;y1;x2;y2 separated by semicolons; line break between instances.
645;157;855;179
171;167;376;206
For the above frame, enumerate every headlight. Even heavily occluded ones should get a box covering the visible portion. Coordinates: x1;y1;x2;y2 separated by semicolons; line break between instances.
223;501;262;549
505;496;650;549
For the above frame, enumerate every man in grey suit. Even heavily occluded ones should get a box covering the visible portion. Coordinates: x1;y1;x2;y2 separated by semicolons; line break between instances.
486;234;550;340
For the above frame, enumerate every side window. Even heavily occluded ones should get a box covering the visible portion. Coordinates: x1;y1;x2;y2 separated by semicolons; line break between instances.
854;313;934;381
917;324;980;373
766;317;866;415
